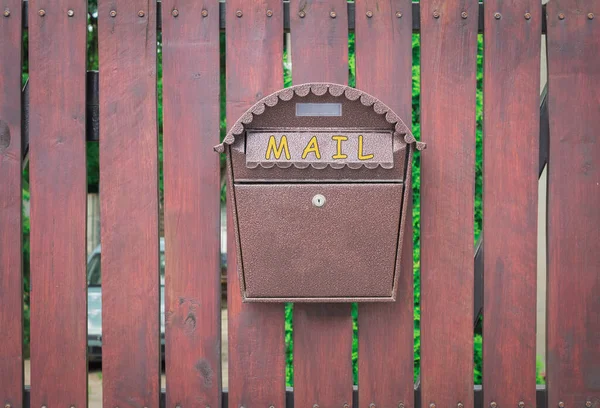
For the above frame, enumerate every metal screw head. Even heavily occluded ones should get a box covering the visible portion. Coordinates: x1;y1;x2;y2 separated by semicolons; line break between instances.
524;12;532;20
494;12;502;20
491;402;498;408
433;10;440;19
558;403;565;408
343;404;350;408
458;403;464;408
588;13;594;20
5;404;12;408
430;404;436;408
138;10;145;17
38;9;46;17
330;11;337;18
396;11;403;18
201;9;208;17
3;9;10;17
171;9;179;17
586;402;592;408
41;405;47;408
366;10;373;18
312;194;326;208
236;9;243;18
299;10;306;18
313;405;320;408
398;404;405;408
266;9;273;17
67;9;74;17
268;406;275;408
461;11;468;19
370;404;376;408
558;13;565;20
519;402;525;408
109;10;117;17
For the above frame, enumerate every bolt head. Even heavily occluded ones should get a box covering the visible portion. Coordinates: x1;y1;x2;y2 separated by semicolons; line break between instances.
458;403;464;408
366;10;373;18
398;404;405;408
558;403;565;408
67;9;74;17
299;10;306;18
491;402;498;408
396;11;403;18
313;405;319;408
109;10;117;17
433;10;440;18
519;402;525;408
585;402;592;408
558;13;565;20
171;9;179;17
330;11;337;18
266;9;273;17
38;9;46;16
430;404;436;408
370;404;376;408
588;13;594;20
201;9;208;17
524;12;532;20
461;11;468;19
6;404;12;408
236;10;243;17
494;12;502;20
3;9;10;17
138;10;145;17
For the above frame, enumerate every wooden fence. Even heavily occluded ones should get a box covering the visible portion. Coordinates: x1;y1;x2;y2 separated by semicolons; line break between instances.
1;1;599;408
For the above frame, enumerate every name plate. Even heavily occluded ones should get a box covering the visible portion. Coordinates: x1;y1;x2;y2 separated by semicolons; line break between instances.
246;131;394;169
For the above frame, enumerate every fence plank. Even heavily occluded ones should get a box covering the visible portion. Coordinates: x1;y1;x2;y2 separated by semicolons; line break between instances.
420;1;478;407
546;1;600;407
162;2;222;407
483;2;540;408
355;1;415;407
225;1;287;407
0;2;23;407
28;1;87;407
289;1;353;407
98;1;160;406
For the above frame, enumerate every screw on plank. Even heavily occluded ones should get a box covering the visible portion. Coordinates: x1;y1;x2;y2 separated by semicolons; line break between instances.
519;402;525;408
67;9;74;17
38;9;46;17
109;10;117;17
461;11;468;19
458;403;464;408
171;9;179;17
266;9;273;17
558;13;565;20
202;9;208;17
330;11;337;18
586;402;592;408
558;403;565;408
299;10;306;18
3;8;10;17
491;402;498;408
236;10;243;18
588;13;595;20
524;12;532;20
433;10;440;19
396;11;403;18
494;12;502;20
138;10;145;17
366;10;373;18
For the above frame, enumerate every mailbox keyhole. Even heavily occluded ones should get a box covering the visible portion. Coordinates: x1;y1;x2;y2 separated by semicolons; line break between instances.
312;194;326;208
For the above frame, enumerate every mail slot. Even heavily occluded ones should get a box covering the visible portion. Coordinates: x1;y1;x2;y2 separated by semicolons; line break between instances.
215;83;425;302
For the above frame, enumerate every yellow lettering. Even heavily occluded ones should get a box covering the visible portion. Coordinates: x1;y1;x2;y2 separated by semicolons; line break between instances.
302;136;321;159
358;135;374;160
332;135;348;159
265;135;291;160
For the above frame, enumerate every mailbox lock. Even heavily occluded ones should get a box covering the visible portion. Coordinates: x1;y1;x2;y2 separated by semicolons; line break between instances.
312;194;326;207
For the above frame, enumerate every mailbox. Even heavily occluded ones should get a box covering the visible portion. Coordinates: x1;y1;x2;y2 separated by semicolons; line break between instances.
215;83;425;302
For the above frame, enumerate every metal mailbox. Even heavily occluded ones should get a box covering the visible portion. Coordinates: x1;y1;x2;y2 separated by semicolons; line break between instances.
215;83;425;302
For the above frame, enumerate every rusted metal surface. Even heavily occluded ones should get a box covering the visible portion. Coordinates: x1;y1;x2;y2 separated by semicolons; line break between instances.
98;1;160;407
225;0;287;407
546;1;600;407
28;1;88;407
0;1;23;407
355;0;415;406
289;0;353;406
420;2;478;408
483;2;540;408
162;1;221;407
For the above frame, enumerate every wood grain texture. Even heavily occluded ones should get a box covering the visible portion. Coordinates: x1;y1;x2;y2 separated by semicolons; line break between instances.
546;1;600;407
419;1;477;407
98;1;160;406
0;1;23;406
226;1;287;407
28;1;87;407
355;1;414;407
162;1;222;407
483;2;540;407
290;1;353;406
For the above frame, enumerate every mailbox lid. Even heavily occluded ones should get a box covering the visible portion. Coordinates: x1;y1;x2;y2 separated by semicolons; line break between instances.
234;183;404;300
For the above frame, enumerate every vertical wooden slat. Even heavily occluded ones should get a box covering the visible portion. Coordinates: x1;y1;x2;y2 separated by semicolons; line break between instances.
355;1;414;407
0;1;23;407
162;2;221;407
289;1;353;407
226;1;286;407
420;1;477;408
546;1;600;407
98;1;160;406
28;1;88;407
483;2;540;408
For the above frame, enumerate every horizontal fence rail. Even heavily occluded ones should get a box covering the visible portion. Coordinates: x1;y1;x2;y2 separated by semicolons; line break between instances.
19;1;549;33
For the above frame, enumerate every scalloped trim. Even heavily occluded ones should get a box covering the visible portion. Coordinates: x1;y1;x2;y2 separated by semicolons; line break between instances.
214;83;426;153
245;160;395;170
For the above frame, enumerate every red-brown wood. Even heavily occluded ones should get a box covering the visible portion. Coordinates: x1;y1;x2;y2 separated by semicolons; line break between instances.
419;1;477;407
226;1;287;406
355;1;415;407
546;1;600;407
162;1;222;407
98;1;160;406
28;1;88;407
0;2;23;406
290;1;353;406
483;2;540;407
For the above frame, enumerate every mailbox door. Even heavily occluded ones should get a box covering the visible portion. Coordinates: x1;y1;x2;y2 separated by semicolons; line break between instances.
234;183;404;300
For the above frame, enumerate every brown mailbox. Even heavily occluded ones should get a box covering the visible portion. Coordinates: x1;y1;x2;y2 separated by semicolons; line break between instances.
215;83;425;302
